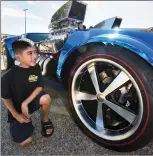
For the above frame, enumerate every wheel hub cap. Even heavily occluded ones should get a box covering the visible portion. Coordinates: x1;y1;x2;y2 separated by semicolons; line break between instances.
97;94;104;102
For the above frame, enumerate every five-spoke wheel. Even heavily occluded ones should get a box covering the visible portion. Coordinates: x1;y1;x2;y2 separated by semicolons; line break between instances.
68;45;153;151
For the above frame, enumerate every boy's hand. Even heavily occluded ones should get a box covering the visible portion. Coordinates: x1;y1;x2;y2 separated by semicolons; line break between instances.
15;113;31;124
21;102;30;119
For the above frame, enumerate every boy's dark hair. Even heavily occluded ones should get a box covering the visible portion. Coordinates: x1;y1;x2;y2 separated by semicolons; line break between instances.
12;39;33;54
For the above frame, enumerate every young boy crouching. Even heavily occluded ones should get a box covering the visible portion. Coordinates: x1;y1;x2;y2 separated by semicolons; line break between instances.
1;39;54;147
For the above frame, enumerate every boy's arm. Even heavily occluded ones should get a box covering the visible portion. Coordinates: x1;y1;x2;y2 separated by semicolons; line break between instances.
1;72;30;123
22;87;43;105
2;98;30;123
1;73;27;123
21;87;43;118
2;98;19;118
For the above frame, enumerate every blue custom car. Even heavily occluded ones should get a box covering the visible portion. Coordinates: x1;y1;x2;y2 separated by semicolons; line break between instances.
1;1;153;152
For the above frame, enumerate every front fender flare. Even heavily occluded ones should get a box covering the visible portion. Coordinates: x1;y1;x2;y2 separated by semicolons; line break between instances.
57;33;153;80
80;33;153;66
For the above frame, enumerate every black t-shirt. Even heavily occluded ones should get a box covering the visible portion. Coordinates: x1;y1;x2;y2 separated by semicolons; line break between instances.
1;64;43;123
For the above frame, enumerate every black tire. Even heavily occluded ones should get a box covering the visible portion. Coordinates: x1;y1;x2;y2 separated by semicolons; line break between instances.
2;44;14;70
68;43;153;152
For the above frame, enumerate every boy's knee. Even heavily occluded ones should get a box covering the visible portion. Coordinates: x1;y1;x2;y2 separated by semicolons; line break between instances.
20;137;33;147
40;94;51;105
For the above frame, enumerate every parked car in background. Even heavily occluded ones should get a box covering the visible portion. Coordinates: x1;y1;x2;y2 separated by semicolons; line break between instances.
1;1;153;152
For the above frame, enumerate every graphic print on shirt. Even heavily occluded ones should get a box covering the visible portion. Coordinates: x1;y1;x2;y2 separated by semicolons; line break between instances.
28;75;38;82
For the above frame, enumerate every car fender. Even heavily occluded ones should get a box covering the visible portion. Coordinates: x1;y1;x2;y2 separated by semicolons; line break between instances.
80;33;153;66
57;33;153;80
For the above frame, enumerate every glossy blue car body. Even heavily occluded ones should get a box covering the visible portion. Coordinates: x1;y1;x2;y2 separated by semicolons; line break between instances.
3;29;153;89
57;28;153;80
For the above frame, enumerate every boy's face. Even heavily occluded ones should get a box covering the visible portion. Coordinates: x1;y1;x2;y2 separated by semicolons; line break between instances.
15;46;38;67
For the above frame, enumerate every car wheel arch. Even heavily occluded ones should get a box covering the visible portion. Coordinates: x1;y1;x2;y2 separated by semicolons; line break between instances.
79;35;153;66
61;37;153;89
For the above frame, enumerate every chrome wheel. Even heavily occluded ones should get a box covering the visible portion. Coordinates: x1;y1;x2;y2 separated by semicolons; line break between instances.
71;58;143;141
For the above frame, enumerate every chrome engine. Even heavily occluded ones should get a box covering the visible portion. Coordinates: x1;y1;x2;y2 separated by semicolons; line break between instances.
38;21;78;54
38;1;87;54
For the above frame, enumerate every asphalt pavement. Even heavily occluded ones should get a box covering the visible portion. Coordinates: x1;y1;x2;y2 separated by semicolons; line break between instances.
1;74;153;155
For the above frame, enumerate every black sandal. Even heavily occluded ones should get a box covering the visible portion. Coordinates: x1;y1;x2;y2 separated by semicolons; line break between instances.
41;119;54;137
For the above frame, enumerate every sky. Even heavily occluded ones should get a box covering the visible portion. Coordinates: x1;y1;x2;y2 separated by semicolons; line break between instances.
1;1;153;35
